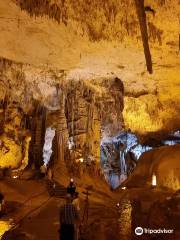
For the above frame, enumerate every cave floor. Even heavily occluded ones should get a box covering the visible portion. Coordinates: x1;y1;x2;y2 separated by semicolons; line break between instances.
11;198;62;240
0;179;179;240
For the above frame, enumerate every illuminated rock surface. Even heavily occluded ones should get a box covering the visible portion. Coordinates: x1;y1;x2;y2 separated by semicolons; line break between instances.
0;0;179;139
125;145;180;190
0;1;179;239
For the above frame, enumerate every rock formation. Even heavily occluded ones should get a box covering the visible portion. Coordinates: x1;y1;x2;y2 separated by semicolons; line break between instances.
0;57;124;182
125;145;180;190
0;0;179;188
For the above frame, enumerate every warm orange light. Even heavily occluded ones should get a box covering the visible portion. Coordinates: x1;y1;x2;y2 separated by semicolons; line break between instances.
0;220;13;239
152;173;157;186
75;158;84;163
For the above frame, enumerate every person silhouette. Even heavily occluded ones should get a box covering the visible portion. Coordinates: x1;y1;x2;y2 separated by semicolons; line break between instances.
67;178;76;197
59;194;80;240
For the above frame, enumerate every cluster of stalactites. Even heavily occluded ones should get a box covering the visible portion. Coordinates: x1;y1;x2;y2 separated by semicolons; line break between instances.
16;0;68;24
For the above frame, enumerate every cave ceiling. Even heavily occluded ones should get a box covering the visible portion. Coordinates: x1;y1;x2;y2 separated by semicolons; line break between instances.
0;0;180;137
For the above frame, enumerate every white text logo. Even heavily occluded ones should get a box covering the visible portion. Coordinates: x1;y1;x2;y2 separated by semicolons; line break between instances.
135;227;143;236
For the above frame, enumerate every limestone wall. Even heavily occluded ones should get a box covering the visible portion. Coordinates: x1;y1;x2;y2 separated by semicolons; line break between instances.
125;145;180;190
0;58;124;175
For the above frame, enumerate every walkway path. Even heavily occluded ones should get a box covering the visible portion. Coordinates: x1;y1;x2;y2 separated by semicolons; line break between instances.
14;198;63;240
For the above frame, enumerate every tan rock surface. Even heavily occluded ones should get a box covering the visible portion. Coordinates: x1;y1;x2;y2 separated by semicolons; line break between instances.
125;145;180;190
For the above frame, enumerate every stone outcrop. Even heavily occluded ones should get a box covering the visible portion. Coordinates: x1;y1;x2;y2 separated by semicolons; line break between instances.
0;100;30;169
0;58;124;179
0;0;179;141
0;0;179;186
64;77;124;163
125;145;180;190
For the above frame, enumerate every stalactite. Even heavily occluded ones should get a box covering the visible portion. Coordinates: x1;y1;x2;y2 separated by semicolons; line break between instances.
30;104;45;168
134;0;153;74
17;0;65;25
148;22;163;45
41;107;47;147
71;89;74;141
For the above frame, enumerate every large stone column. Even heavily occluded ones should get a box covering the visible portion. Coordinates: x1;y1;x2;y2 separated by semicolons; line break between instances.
31;106;46;168
46;95;69;185
65;80;101;164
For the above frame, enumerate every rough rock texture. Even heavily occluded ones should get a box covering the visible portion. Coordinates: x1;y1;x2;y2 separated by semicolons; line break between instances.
0;0;179;139
0;100;31;169
148;190;180;234
0;0;179;183
15;0;179;45
64;77;124;162
125;145;180;190
0;58;124;175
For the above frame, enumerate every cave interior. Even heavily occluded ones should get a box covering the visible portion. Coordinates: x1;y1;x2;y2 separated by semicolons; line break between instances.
0;0;179;239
